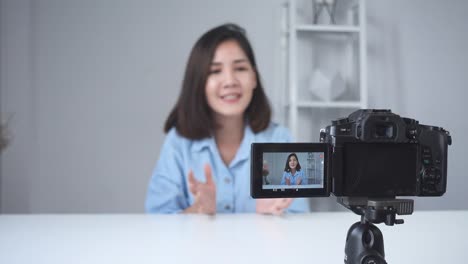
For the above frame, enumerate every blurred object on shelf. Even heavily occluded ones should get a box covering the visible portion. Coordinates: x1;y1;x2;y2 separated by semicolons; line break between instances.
313;0;337;24
309;69;347;101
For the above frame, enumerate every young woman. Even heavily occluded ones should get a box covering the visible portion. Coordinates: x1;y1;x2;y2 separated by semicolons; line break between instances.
145;23;308;214
281;153;304;185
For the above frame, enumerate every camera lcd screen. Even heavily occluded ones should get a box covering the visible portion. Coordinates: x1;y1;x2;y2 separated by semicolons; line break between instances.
341;143;419;196
251;143;330;198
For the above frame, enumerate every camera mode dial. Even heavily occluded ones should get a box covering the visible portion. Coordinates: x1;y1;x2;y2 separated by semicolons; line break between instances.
332;117;349;126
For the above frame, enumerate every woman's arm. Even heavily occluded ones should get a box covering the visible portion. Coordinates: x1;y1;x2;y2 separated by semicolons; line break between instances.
145;130;189;213
280;171;287;185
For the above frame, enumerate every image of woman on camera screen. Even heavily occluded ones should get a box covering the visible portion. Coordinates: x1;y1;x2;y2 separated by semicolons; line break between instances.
281;153;304;185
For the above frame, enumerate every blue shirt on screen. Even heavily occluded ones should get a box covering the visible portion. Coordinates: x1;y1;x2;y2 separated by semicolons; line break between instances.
145;123;309;214
281;170;305;185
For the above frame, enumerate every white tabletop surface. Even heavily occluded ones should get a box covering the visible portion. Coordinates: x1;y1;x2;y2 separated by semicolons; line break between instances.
1;210;467;264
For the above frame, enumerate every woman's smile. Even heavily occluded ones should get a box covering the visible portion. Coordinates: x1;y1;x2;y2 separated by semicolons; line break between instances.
220;93;242;103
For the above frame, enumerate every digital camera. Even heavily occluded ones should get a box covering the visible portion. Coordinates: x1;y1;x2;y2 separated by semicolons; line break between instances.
251;109;452;199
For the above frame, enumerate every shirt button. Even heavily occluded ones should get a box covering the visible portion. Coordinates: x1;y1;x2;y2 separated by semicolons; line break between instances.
224;205;231;211
224;178;231;184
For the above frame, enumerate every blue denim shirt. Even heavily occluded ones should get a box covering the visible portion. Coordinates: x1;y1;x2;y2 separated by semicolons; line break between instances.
145;123;309;213
281;170;305;185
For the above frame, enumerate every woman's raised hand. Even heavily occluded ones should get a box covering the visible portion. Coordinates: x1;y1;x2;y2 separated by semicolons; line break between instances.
186;164;217;215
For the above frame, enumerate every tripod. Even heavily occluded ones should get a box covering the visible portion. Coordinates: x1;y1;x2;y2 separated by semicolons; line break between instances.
338;197;414;264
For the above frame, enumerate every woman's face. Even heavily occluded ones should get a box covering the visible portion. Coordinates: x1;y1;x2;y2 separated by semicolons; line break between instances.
205;40;257;121
288;156;298;170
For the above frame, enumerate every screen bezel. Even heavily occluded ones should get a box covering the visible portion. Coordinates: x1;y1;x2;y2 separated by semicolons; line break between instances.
250;143;331;198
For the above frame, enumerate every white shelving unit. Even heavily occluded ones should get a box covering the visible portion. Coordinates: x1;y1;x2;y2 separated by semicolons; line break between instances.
283;0;367;141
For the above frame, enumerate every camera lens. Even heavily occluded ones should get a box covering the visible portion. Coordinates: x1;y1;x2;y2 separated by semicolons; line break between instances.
374;124;393;138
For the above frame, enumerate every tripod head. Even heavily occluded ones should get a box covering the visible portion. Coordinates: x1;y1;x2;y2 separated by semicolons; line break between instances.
337;197;414;264
338;197;414;225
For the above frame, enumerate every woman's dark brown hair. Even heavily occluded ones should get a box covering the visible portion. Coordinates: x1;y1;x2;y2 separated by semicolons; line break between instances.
284;153;302;172
164;23;271;139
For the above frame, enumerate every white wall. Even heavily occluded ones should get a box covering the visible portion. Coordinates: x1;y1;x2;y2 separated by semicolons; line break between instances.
1;0;467;213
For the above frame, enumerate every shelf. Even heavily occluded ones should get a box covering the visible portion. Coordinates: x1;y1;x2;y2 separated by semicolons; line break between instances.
296;24;360;33
296;101;362;108
284;0;367;141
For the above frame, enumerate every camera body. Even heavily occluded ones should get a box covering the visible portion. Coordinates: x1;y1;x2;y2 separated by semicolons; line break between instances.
251;109;452;199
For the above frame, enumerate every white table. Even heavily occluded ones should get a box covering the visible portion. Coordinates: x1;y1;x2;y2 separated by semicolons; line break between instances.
1;211;467;264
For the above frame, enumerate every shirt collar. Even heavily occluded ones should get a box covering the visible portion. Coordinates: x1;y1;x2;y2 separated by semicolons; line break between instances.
229;125;254;167
190;125;255;167
191;136;215;153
